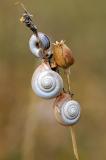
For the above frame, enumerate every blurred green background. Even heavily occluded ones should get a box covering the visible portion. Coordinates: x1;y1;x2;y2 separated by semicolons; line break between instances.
0;0;106;160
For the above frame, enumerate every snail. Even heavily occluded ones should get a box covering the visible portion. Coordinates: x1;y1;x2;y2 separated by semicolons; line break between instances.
54;93;80;126
52;40;74;69
29;32;50;58
31;62;63;99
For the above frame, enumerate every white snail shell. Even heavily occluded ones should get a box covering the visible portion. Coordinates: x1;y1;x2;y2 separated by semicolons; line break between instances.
54;93;80;126
29;32;50;58
38;32;50;50
31;63;63;99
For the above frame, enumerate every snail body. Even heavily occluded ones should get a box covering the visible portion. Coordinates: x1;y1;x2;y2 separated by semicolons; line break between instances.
29;32;50;58
31;62;63;99
53;40;74;69
54;93;80;126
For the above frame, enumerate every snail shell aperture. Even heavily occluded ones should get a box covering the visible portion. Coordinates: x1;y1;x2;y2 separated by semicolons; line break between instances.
31;62;63;99
29;32;50;58
54;93;80;126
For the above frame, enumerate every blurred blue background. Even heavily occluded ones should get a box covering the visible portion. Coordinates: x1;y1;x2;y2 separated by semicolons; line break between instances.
0;0;106;160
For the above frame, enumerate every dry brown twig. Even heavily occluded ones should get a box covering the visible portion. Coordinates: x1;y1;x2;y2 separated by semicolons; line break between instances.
19;4;80;159
66;67;79;160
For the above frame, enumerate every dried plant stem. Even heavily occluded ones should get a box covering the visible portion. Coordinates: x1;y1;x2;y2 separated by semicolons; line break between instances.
66;67;71;94
70;126;79;160
66;67;79;160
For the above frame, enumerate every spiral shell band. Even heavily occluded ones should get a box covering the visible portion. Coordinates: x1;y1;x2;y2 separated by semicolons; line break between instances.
31;68;63;99
38;72;56;92
38;32;50;50
61;100;80;125
29;32;50;58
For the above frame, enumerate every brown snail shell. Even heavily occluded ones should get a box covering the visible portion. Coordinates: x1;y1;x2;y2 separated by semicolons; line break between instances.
53;93;80;126
52;40;74;69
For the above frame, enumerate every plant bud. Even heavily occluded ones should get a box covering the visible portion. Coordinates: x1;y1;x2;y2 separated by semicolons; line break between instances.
53;40;74;69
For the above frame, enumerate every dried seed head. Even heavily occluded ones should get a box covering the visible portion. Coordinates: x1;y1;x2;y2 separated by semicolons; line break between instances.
53;40;75;69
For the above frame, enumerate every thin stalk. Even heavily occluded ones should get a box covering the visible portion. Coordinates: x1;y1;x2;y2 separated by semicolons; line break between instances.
70;126;79;160
66;67;79;160
66;67;71;94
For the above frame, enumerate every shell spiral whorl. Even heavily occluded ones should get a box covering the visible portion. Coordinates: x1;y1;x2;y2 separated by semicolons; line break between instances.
31;63;63;99
29;32;50;58
54;93;80;126
61;100;80;125
38;32;50;50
